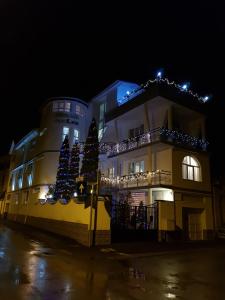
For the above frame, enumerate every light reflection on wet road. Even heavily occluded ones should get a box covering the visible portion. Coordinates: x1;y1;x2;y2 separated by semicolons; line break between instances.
1;223;225;299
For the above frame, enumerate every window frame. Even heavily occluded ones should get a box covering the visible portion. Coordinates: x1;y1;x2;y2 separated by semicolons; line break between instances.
129;160;145;174
73;129;79;144
53;101;71;113
182;156;201;182
62;126;69;142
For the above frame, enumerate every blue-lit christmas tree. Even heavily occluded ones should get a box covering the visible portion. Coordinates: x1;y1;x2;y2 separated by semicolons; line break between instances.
69;143;80;196
54;135;71;202
80;118;99;183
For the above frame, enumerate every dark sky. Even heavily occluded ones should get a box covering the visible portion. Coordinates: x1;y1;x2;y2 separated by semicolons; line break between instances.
0;1;225;172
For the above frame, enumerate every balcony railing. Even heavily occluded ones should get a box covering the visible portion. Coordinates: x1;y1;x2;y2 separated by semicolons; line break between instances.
79;127;208;156
102;128;208;157
101;170;172;190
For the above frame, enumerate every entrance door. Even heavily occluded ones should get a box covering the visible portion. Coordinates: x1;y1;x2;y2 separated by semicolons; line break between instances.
188;212;203;240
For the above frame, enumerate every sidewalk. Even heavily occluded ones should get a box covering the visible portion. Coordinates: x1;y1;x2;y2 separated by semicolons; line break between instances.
102;239;225;257
3;220;225;259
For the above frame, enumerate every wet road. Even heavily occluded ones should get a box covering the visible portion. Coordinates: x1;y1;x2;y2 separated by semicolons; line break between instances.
1;223;225;300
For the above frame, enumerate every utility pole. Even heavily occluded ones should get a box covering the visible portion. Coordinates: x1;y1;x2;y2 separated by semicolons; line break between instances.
92;170;100;246
88;183;94;247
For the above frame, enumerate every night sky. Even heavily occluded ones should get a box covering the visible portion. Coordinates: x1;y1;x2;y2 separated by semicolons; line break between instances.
0;1;224;174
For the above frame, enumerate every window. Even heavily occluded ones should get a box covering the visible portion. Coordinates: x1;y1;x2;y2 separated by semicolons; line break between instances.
98;121;104;141
99;102;106;120
73;129;79;143
26;164;33;186
62;127;69;141
10;173;15;191
129;124;144;138
152;188;174;202
182;156;201;181
53;101;71;113
108;167;115;178
75;104;84;116
17;169;23;189
129;161;144;174
98;102;106;140
119;163;122;176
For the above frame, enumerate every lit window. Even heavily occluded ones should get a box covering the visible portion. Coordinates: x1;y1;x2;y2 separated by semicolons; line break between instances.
26;164;33;186
182;156;201;181
108;167;115;178
65;102;71;112
27;174;32;186
98;102;106;141
62;127;69;141
129;161;144;174
73;129;79;143
135;163;140;173
53;101;71;113
10;173;15;191
152;188;174;202
75;105;84;116
140;161;144;172
17;169;23;189
98;121;104;141
99;102;106;120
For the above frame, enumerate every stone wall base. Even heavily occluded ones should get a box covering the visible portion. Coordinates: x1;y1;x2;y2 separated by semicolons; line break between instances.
7;213;111;247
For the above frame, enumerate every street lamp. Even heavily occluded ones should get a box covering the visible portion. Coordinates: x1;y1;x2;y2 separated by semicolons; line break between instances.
88;170;101;247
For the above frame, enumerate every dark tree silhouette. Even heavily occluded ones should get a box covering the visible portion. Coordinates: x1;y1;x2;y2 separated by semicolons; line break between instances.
53;135;70;202
80;118;99;183
69;143;80;196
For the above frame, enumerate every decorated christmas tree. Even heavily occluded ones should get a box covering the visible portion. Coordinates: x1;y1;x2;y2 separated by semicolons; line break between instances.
69;142;80;196
53;135;71;202
80;118;99;183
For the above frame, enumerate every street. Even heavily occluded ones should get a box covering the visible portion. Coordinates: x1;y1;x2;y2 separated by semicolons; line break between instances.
1;222;225;300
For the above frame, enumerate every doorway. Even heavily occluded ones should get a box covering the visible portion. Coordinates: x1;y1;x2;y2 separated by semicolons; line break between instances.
183;208;204;240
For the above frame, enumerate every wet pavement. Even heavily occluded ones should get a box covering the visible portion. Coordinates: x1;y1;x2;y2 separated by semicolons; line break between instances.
1;222;225;299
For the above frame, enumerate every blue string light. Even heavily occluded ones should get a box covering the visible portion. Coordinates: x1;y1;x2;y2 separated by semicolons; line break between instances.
121;69;211;104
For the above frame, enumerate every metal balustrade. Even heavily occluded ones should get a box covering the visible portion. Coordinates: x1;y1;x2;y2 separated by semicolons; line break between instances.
78;127;208;157
101;170;172;190
111;203;158;230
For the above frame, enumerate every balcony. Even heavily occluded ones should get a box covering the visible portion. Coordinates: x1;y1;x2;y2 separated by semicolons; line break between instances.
98;127;208;157
101;170;172;191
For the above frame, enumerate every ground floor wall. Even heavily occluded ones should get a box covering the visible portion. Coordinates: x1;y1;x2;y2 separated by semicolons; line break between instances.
158;192;214;241
213;186;225;229
110;187;214;242
7;188;111;247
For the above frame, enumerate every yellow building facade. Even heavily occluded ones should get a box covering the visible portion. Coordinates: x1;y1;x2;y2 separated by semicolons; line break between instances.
4;80;214;245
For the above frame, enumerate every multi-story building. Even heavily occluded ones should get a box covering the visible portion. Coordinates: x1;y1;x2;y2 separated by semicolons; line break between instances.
0;154;10;217
92;80;214;241
4;78;214;244
7;97;89;199
4;98;110;246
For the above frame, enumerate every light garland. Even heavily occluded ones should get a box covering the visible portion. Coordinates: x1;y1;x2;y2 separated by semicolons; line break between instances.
120;71;211;104
160;128;209;149
78;126;208;158
101;170;172;187
97;127;208;157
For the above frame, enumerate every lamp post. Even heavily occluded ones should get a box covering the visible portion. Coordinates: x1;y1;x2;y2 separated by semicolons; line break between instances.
88;183;94;247
92;170;100;246
88;170;100;247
